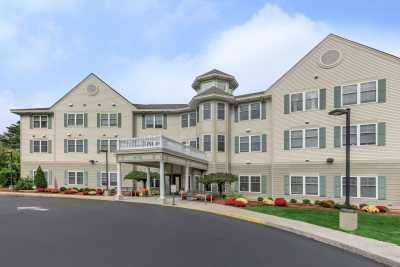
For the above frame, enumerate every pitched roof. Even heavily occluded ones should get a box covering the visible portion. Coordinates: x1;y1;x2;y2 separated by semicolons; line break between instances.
197;69;235;79
196;86;232;97
134;104;189;109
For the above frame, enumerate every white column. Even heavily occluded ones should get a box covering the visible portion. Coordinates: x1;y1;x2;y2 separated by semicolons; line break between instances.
116;162;122;198
146;167;151;190
159;160;165;203
184;165;189;192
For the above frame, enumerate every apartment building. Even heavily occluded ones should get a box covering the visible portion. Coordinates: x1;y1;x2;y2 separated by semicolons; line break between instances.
11;34;400;206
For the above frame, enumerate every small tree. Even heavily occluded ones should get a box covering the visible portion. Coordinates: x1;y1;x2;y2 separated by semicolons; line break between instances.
34;166;47;189
125;170;147;188
200;173;238;196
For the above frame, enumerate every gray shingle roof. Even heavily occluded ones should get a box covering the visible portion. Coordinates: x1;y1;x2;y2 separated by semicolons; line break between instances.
135;104;189;109
196;86;232;97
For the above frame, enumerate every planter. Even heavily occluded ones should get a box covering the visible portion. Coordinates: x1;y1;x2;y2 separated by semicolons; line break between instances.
339;208;358;231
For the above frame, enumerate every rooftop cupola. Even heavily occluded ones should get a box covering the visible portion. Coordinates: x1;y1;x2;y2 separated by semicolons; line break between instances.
191;69;238;95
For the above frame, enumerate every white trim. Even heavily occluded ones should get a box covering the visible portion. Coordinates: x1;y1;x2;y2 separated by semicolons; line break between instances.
67;170;85;186
238;135;262;153
217;134;225;152
144;113;164;129
289;89;319;113
202;134;212;152
217;102;225;120
181;111;197;128
202;102;212;120
32;114;49;129
66;139;85;153
99;139;119;153
238;174;262;193
340;176;378;199
289;128;320;150
32;139;49;153
341;80;378;106
100;112;119;128
340;123;378;147
239;102;261;121
66;112;85;128
289;175;320;196
100;171;119;187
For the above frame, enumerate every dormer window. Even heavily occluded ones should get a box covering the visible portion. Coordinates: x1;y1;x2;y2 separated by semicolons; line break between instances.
200;79;228;91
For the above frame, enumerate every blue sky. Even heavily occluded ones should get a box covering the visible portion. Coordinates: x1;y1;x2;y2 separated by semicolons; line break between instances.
1;0;400;131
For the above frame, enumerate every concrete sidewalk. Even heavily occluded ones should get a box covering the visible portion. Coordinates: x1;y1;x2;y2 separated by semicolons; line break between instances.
1;191;399;267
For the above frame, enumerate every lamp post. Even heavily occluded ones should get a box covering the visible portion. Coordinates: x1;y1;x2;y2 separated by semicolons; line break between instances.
100;149;109;191
5;151;13;190
329;108;357;231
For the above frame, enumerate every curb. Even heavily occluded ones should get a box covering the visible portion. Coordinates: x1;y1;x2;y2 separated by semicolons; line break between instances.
1;192;398;267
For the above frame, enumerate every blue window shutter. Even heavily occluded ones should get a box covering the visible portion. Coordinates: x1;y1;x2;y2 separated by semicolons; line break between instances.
284;94;290;114
284;175;290;195
84;113;88;128
334;86;341;108
235;136;239;153
30;140;33;153
378;122;386;146
97;172;101;187
64;171;68;185
97;113;100;128
84;139;88;153
378;79;386;103
30;115;33;129
261;175;267;194
378;176;386;200
84;171;88;186
196;107;199;122
64;113;67;127
97;140;100;153
48;140;52;153
163;114;167;129
319;128;326;148
142;114;145;129
319;88;326;110
64;139;68;153
284;130;290;150
334;176;341;198
118;113;122;128
48;114;52;129
334;126;341;148
319;176;326;197
262;134;267;152
261;101;267;120
234;106;238;122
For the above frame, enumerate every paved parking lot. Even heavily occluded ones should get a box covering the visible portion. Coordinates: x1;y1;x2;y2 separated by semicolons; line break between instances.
0;196;384;267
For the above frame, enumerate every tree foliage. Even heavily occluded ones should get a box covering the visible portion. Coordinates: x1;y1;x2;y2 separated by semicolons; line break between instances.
34;166;47;189
125;170;147;181
0;122;20;150
199;173;238;195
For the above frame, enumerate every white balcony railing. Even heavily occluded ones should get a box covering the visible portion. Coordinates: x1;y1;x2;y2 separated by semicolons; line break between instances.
118;135;207;161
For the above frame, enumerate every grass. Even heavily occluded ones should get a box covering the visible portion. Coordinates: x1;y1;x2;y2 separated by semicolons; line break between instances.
246;206;400;246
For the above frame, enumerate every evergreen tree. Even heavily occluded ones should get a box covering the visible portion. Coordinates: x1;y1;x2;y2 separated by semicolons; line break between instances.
34;166;47;189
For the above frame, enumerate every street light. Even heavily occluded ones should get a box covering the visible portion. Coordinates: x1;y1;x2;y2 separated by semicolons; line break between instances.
5;151;13;190
328;108;351;208
100;149;109;191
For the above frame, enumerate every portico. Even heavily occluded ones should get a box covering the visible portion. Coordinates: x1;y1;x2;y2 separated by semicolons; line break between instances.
115;135;208;202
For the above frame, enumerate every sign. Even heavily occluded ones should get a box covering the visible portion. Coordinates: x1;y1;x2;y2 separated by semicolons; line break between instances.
171;184;177;193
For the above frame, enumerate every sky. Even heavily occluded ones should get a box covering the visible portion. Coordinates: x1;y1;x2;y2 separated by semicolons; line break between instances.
1;0;400;132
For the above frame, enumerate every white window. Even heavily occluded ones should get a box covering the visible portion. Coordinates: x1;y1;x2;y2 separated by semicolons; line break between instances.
341;124;377;146
100;113;118;128
181;112;196;128
290;93;303;112
189;139;197;149
305;90;319;110
33;115;48;128
67;139;84;153
239;136;249;152
239;102;261;121
290;90;319;112
33;140;48;153
203;135;211;152
290;128;319;149
239;135;262;152
101;171;119;187
217;135;225;152
203;103;211;120
67;113;85;127
68;171;84;185
341;80;377;106
217;103;225;120
145;114;164;129
341;176;377;199
305;129;319;148
239;175;261;193
290;176;319;196
99;139;119;153
290;130;303;149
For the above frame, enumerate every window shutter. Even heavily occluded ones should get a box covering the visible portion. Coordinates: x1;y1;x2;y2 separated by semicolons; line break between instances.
196;107;199;122
261;101;266;120
118;113;122;128
334;86;341;108
334;176;341;198
319;176;326;197
234;105;238;122
64;113;67;127
30;115;33;129
48;114;52;129
262;134;267;152
234;181;239;192
84;139;88;153
378;122;386;146
30;140;33;153
196;137;200;150
64;171;68;185
284;175;290;195
64;139;68;153
261;175;267;194
84;113;88;128
97;113;100;128
284;130;289;150
84;171;88;186
319;128;326;148
378;79;386;103
378;176;386;200
97;140;100;153
97;172;101;187
234;136;239;153
48;140;52;153
334;126;341;148
319;88;326;110
142;114;145;129
163;114;167;129
284;94;290;114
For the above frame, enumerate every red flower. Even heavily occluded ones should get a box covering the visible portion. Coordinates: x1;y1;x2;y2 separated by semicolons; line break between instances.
224;198;236;206
234;199;246;207
274;198;287;207
376;205;388;213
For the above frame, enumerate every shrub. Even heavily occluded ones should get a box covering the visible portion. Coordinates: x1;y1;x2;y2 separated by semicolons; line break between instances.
314;200;321;205
359;203;368;209
234;199;246;207
34;166;47;189
290;199;297;204
236;198;248;204
46;188;59;193
274;198;287;207
225;192;242;199
64;188;78;194
263;198;274;205
60;187;66;192
362;205;379;213
319;200;335;208
15;178;33;190
88;191;97;195
376;205;389;213
150;188;159;195
36;188;46;193
302;199;311;205
334;203;345;209
257;196;264;202
225;198;236;206
96;189;104;195
268;196;273;200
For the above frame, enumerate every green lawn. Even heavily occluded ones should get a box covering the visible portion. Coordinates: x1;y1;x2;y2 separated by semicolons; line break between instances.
246;206;400;246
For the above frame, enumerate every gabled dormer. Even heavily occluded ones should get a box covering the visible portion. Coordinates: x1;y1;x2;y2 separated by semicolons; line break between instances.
191;69;238;95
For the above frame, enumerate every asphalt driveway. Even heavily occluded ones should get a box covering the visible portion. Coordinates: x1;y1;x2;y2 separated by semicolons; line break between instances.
0;196;384;267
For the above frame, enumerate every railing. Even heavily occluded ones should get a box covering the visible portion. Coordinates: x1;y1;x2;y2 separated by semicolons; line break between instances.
118;135;207;161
